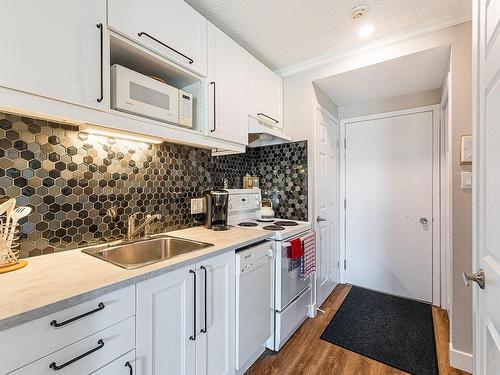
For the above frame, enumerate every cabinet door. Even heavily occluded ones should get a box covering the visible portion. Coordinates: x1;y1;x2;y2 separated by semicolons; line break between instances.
196;251;235;375
207;25;248;145
248;55;283;127
0;0;106;109
136;265;196;375
108;0;207;76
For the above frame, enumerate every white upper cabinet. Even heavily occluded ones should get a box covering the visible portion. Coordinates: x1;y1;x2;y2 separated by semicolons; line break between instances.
248;55;283;128
207;24;248;145
0;0;107;109
108;0;207;77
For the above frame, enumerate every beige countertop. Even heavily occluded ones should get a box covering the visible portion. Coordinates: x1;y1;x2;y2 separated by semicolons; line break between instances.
0;226;270;331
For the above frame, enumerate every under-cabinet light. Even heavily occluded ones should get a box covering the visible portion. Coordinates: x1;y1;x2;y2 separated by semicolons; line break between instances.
78;124;163;144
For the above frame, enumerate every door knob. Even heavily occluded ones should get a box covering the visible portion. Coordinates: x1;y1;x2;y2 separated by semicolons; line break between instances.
420;217;428;225
316;216;327;223
463;269;485;289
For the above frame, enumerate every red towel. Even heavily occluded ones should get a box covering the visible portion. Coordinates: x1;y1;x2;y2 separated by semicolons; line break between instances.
289;238;304;259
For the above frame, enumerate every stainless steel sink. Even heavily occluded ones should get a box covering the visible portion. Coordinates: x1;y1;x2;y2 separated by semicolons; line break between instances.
82;236;213;269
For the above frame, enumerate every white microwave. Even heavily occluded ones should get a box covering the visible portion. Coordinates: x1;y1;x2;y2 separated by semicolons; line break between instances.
111;64;192;128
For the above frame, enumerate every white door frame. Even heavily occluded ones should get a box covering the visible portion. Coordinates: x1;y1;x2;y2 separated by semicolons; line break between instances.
440;72;453;312
311;102;340;312
339;105;442;306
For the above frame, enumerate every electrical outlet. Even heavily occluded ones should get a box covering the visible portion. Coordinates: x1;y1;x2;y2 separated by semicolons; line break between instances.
190;198;205;214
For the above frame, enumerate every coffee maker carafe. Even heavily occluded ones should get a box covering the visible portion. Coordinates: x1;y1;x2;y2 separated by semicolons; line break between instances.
203;190;229;231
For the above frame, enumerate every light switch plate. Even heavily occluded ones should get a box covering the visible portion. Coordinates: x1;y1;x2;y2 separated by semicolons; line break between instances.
191;198;205;214
461;171;472;190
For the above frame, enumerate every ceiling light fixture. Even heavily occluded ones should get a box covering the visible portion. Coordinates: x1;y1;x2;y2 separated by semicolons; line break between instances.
78;124;163;144
351;5;368;20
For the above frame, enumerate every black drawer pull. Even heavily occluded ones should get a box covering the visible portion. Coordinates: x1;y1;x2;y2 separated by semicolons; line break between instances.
125;361;133;375
49;339;104;370
97;23;104;103
50;302;105;328
189;269;197;340
210;82;216;132
257;113;279;124
200;266;207;333
138;32;194;64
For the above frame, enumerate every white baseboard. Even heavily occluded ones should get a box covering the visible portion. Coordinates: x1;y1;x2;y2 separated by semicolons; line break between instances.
449;343;474;373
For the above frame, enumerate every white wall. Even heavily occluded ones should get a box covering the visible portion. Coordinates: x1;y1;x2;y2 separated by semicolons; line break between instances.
282;21;473;364
338;89;442;119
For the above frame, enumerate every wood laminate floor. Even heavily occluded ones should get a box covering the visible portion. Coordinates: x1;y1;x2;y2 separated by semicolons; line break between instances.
246;284;470;375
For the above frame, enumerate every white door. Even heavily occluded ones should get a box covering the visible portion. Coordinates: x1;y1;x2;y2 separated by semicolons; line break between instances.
344;110;434;302
472;1;500;373
0;0;106;109
136;265;196;375
108;0;207;76
248;55;283;127
196;252;235;375
314;106;339;307
207;24;248;145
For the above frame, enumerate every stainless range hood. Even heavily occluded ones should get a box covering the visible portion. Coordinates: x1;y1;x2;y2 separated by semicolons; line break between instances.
247;117;292;147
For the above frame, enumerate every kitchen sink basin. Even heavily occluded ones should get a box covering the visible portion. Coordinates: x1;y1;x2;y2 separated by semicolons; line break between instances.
82;236;213;269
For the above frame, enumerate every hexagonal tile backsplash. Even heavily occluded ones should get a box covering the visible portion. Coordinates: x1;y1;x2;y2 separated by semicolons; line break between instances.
0;112;307;258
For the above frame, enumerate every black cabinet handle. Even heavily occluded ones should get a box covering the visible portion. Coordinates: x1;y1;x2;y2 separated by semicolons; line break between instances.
138;32;194;64
200;266;207;333
97;23;104;103
257;113;279;124
125;361;133;375
49;339;104;370
210;82;216;133
50;302;105;328
189;269;197;341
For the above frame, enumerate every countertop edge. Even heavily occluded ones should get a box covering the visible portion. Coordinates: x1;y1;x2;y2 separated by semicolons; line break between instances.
0;231;270;332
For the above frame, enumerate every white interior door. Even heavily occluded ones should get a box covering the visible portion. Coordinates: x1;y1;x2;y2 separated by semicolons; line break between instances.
473;1;500;373
344;110;434;302
314;106;339;307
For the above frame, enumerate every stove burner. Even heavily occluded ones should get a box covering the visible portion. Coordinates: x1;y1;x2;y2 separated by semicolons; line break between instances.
273;221;299;226
238;222;259;227
263;225;285;231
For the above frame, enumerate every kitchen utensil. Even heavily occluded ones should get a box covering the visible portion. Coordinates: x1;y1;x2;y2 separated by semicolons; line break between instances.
7;206;32;241
2;198;16;230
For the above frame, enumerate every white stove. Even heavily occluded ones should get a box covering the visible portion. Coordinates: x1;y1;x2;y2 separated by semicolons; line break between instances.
227;189;311;240
227;189;314;352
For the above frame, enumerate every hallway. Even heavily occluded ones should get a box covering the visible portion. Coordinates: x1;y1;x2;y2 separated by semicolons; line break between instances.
247;285;470;375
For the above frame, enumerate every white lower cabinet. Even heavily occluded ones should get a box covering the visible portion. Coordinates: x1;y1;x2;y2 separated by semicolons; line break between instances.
91;350;136;375
9;317;135;375
136;251;235;375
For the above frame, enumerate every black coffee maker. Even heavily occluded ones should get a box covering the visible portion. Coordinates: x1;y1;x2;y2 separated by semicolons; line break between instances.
203;190;229;231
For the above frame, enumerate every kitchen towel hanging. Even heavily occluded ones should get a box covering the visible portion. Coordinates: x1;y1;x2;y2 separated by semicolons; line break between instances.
300;232;316;279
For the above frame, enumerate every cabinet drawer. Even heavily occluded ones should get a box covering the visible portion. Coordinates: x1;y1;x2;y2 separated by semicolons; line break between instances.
8;316;135;375
91;350;136;375
0;285;135;374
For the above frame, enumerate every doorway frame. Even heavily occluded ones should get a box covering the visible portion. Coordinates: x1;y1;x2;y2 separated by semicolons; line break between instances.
339;104;442;306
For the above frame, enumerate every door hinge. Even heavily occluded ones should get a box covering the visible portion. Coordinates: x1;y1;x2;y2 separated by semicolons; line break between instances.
344;199;346;209
337;261;340;269
344;259;347;270
344;138;346;149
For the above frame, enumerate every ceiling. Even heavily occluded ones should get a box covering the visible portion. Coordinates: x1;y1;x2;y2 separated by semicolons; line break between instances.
185;0;470;71
314;45;450;105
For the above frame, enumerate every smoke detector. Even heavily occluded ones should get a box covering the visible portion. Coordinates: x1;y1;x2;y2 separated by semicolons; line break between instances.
351;5;368;20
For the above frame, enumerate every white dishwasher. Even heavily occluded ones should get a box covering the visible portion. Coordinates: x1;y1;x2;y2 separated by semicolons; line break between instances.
235;241;274;374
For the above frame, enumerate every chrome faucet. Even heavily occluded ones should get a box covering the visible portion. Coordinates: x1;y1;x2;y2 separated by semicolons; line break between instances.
127;213;162;240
